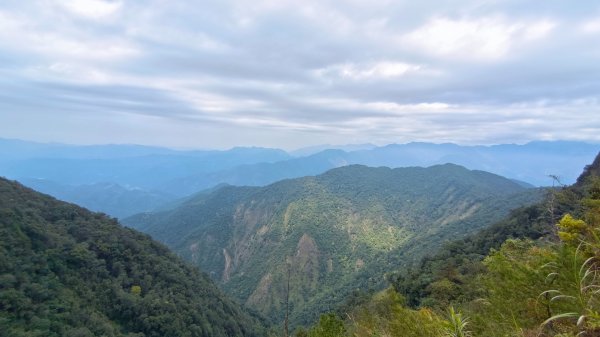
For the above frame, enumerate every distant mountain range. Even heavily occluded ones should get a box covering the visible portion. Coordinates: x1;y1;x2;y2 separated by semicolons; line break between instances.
0;138;291;217
290;143;377;157
0;139;290;188
19;179;177;218
0;138;597;218
124;163;545;327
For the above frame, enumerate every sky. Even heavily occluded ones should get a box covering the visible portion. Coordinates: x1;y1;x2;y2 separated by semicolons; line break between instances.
1;0;600;150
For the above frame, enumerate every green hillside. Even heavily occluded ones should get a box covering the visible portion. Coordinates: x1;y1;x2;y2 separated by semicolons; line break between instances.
298;156;600;337
0;178;264;337
391;154;600;310
124;164;543;327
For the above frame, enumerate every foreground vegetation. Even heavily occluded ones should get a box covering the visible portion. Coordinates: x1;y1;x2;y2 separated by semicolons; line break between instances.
0;178;264;337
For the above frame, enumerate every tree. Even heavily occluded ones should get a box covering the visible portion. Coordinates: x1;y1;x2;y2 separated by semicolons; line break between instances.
308;313;345;337
130;285;142;296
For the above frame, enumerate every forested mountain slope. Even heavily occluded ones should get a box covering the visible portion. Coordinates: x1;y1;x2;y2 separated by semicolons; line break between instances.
392;153;600;309
0;178;264;337
297;157;600;337
124;164;543;327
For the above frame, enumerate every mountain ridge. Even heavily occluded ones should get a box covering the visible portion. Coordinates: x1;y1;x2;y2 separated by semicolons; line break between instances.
3;138;596;218
124;163;544;327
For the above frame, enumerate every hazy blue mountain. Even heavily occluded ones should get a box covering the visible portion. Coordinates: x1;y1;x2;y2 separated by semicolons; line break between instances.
160;149;350;196
124;164;544;327
0;138;290;190
20;178;177;218
0;138;180;160
509;179;535;188
2;152;285;188
3;138;597;217
290;143;377;157
161;141;599;196
152;183;233;213
353;141;598;186
0;141;289;188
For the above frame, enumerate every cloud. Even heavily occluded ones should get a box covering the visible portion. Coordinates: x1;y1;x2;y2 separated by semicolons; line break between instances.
0;0;599;149
57;0;123;20
316;61;423;80
581;18;600;34
402;16;556;61
0;9;138;62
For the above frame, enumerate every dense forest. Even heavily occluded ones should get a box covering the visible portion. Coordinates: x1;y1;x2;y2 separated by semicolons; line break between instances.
0;178;265;337
124;164;543;327
298;153;600;336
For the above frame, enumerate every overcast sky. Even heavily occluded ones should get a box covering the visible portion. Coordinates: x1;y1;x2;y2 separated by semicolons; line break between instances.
1;0;599;149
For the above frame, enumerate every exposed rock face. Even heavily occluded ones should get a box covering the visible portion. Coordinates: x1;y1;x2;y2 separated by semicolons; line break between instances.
246;233;321;317
223;249;232;282
292;234;320;292
295;234;319;268
247;273;273;308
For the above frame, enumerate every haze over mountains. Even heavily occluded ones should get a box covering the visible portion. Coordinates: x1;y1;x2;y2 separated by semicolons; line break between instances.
0;138;597;219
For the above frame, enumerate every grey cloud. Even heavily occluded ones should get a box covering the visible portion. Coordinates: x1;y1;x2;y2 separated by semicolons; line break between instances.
0;80;201;122
0;0;599;148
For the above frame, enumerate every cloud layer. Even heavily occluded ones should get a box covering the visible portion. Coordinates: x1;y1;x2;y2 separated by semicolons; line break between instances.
1;0;599;149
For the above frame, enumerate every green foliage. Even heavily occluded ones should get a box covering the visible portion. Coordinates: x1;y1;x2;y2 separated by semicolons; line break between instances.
442;307;472;337
557;214;587;243
306;313;345;337
466;239;553;336
538;178;600;335
125;164;542;328
130;285;141;296
344;288;445;337
459;170;600;337
0;178;265;336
